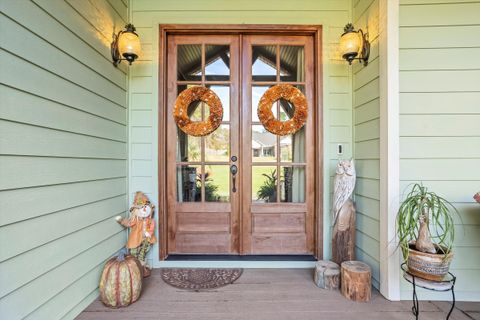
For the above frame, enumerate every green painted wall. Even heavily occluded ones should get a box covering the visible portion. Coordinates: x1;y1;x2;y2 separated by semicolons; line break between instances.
352;0;381;290
399;0;480;301
0;0;128;318
129;0;353;263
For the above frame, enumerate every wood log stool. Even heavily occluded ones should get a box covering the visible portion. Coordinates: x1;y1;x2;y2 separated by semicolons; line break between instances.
314;260;340;289
341;261;371;302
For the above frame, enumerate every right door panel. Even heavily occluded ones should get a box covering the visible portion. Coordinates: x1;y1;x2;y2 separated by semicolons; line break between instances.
241;35;316;254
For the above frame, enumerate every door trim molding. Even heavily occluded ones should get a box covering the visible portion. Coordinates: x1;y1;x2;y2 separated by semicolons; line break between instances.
158;24;324;260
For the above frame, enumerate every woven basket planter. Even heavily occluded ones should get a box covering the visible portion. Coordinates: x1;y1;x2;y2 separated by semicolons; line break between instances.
407;242;453;281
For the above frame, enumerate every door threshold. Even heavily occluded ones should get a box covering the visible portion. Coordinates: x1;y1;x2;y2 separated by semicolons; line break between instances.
165;254;316;261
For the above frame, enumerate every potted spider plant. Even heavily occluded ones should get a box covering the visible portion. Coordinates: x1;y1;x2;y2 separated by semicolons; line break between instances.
396;183;459;281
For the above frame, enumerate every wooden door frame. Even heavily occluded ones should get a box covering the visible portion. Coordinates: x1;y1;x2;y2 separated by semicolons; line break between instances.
158;24;324;260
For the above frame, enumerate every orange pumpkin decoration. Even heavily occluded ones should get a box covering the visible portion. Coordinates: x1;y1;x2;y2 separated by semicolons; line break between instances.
173;86;223;137
257;84;308;136
99;251;143;308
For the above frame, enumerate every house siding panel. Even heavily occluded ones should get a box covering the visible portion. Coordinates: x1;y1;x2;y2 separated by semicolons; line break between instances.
399;0;480;301
129;0;353;262
352;0;381;289
0;0;128;319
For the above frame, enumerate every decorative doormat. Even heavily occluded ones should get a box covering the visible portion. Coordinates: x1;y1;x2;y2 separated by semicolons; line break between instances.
160;268;243;290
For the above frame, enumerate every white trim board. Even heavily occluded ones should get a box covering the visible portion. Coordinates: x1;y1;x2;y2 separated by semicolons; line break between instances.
379;0;401;301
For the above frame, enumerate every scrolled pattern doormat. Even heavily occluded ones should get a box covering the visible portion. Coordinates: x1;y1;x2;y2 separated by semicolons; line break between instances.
160;268;243;290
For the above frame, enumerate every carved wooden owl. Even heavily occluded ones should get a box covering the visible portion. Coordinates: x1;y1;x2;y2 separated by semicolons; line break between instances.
332;159;356;226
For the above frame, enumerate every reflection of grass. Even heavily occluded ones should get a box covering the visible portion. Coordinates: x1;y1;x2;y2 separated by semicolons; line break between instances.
203;165;274;200
204;153;229;162
205;165;229;199
252;156;276;162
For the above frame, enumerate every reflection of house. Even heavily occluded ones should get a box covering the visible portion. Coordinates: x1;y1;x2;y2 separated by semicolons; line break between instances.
252;131;276;157
252;131;292;158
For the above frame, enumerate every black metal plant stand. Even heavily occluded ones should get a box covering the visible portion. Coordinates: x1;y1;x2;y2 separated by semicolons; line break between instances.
401;263;456;320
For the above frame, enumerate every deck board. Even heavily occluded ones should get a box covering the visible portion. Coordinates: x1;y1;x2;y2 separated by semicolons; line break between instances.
77;269;477;320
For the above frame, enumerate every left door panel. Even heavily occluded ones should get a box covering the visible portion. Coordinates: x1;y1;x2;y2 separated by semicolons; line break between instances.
166;35;240;254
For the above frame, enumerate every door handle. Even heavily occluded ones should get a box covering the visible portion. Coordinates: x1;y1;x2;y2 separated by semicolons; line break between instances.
230;164;238;193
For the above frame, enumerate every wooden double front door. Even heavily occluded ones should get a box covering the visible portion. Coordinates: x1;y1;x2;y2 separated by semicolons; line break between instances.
165;31;318;256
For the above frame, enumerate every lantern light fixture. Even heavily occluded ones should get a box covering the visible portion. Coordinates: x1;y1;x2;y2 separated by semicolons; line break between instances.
339;23;370;66
111;23;141;67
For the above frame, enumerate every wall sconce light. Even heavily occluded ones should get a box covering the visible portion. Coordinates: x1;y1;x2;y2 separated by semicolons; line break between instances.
339;23;370;66
111;23;141;67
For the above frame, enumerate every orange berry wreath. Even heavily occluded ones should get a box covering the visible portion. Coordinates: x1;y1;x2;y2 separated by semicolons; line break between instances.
257;84;308;136
173;86;223;137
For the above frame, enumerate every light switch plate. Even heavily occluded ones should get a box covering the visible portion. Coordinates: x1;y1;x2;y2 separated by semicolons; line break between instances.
337;144;343;155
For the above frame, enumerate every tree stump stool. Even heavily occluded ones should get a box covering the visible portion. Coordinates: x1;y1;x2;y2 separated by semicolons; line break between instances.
314;260;340;289
341;261;371;302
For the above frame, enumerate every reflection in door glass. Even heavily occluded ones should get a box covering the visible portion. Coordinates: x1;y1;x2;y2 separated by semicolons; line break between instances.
204;165;230;202
177;165;202;202
252;125;277;162
207;85;230;121
280;46;305;82
280;126;305;162
205;124;229;162
279;98;294;121
176;127;201;162
280;166;305;203
252;45;277;82
251;85;270;122
205;45;230;81
252;166;277;203
177;44;202;81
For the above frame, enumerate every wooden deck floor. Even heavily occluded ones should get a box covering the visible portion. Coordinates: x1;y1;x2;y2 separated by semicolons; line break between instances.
78;269;479;320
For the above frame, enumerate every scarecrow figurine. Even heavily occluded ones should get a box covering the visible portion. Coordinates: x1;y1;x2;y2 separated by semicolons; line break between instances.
116;191;156;277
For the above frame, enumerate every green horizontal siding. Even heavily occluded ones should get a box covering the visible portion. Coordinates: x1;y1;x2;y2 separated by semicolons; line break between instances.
399;0;480;301
0;0;128;319
352;0;381;289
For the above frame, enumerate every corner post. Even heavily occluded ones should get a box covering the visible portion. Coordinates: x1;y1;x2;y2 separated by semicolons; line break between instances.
379;0;401;300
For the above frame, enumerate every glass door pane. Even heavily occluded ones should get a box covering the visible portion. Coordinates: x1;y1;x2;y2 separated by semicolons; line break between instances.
280;45;305;82
205;45;230;81
249;42;306;204
176;165;202;202
177;44;202;81
252;45;277;82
